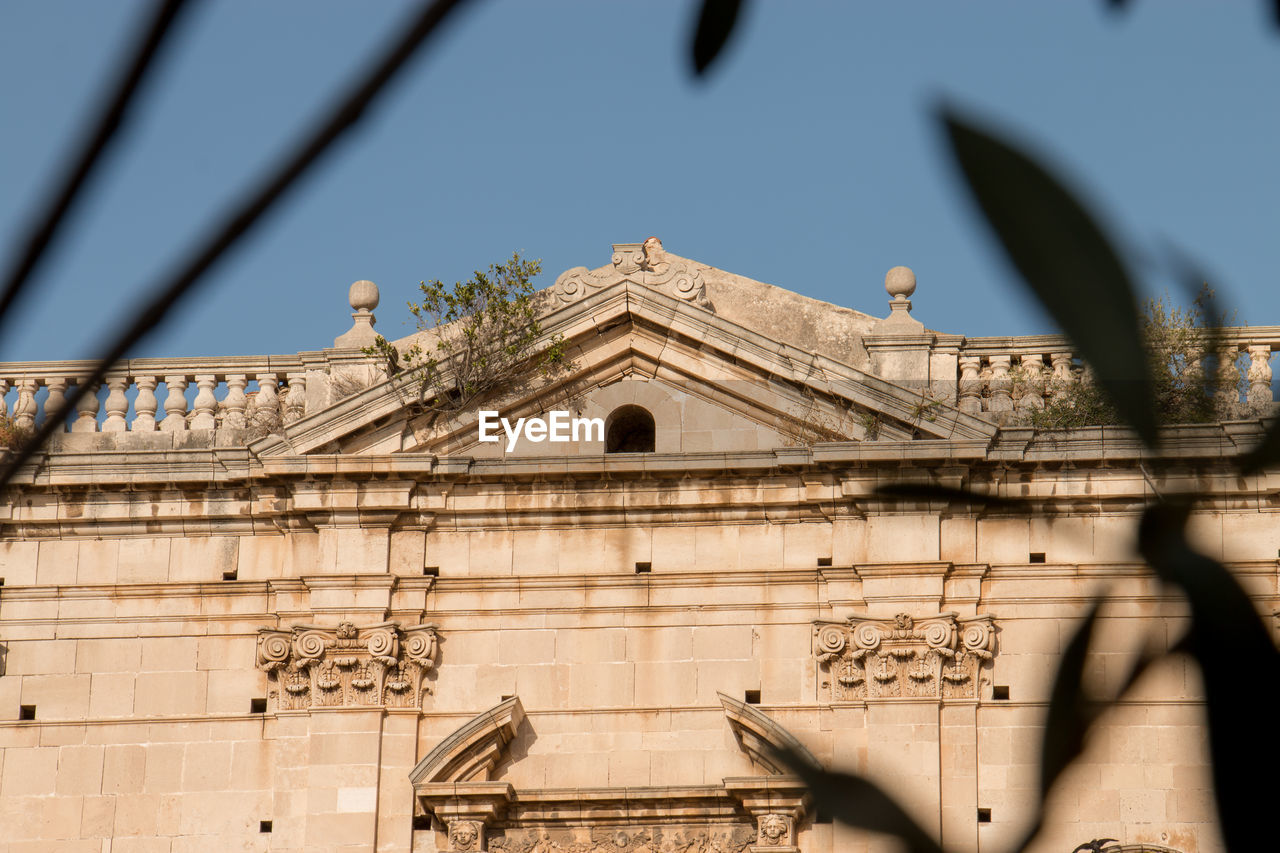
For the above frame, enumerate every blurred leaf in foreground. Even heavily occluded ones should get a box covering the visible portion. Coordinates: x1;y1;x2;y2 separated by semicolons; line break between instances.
1138;501;1280;851
691;0;745;76
940;108;1158;446
769;744;944;853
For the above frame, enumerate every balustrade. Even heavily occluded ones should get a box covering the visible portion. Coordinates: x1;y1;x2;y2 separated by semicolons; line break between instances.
954;327;1280;419
0;353;380;442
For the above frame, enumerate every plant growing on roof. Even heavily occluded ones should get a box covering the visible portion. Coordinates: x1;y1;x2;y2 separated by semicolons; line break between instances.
1019;286;1246;430
366;252;568;417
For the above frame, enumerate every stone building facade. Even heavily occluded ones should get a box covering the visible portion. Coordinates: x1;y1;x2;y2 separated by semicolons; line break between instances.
0;241;1275;853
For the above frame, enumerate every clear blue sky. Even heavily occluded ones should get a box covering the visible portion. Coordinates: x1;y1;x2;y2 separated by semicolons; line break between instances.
2;1;1278;361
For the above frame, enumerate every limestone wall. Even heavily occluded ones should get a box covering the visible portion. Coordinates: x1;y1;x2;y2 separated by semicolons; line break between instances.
0;450;1267;852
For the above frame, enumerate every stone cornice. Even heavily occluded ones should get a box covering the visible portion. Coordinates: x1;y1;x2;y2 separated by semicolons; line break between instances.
254;280;995;457
4;437;1280;538
3;418;1272;490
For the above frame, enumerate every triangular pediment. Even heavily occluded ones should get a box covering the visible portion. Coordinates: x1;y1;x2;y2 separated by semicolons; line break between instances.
254;276;994;458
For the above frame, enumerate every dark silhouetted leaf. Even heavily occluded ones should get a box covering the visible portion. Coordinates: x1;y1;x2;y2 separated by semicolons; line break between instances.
940;109;1158;446
1138;501;1280;852
1157;239;1221;306
1039;598;1103;799
1104;0;1133;11
691;0;745;76
874;482;1030;510
1155;238;1235;356
1115;636;1166;698
1239;420;1280;474
0;0;471;490
768;745;944;853
0;0;192;334
1007;597;1107;853
1071;840;1119;853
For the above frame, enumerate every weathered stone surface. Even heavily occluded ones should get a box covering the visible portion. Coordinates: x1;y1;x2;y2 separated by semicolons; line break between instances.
0;244;1255;852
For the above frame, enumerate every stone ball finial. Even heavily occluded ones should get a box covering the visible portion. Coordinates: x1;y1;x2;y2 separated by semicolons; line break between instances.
349;280;379;313
885;266;916;301
334;280;379;348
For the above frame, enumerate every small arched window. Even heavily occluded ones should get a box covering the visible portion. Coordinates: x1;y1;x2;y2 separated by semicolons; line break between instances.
605;405;655;453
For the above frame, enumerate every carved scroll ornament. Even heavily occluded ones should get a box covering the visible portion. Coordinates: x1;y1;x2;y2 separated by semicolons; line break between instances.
551;239;713;310
256;620;438;710
814;612;995;701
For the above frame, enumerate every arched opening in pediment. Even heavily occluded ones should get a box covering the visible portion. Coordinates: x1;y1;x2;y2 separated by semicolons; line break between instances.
605;405;655;453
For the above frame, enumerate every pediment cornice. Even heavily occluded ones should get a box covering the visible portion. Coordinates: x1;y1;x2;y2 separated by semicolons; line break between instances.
253;281;995;458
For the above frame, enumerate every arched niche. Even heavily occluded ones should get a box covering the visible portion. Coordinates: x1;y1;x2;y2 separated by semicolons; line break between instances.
605;405;655;453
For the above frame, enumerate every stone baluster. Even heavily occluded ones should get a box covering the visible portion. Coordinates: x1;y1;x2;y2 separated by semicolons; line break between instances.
45;378;68;430
1050;352;1074;398
0;380;9;419
222;374;248;429
957;356;983;414
13;379;38;431
1247;345;1273;407
253;373;280;430
102;376;130;432
190;374;218;430
1214;346;1241;411
284;372;306;424
1016;353;1046;410
133;376;158;431
987;355;1013;413
160;375;188;432
71;382;101;432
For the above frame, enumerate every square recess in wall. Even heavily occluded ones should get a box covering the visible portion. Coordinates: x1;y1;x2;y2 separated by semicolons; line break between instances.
1029;552;1046;563
250;698;267;713
977;808;992;824
992;686;1010;701
816;557;832;567
19;705;35;720
634;562;652;573
423;566;439;577
259;821;272;833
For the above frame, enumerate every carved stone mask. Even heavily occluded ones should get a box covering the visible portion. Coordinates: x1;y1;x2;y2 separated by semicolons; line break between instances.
760;815;788;844
451;821;478;850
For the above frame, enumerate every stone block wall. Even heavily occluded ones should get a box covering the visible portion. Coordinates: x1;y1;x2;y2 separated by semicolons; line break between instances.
0;456;1264;852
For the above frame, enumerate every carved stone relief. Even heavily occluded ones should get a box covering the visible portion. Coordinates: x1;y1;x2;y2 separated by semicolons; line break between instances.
488;825;755;853
256;620;438;710
448;820;484;852
755;814;792;849
814;612;995;701
551;239;713;310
